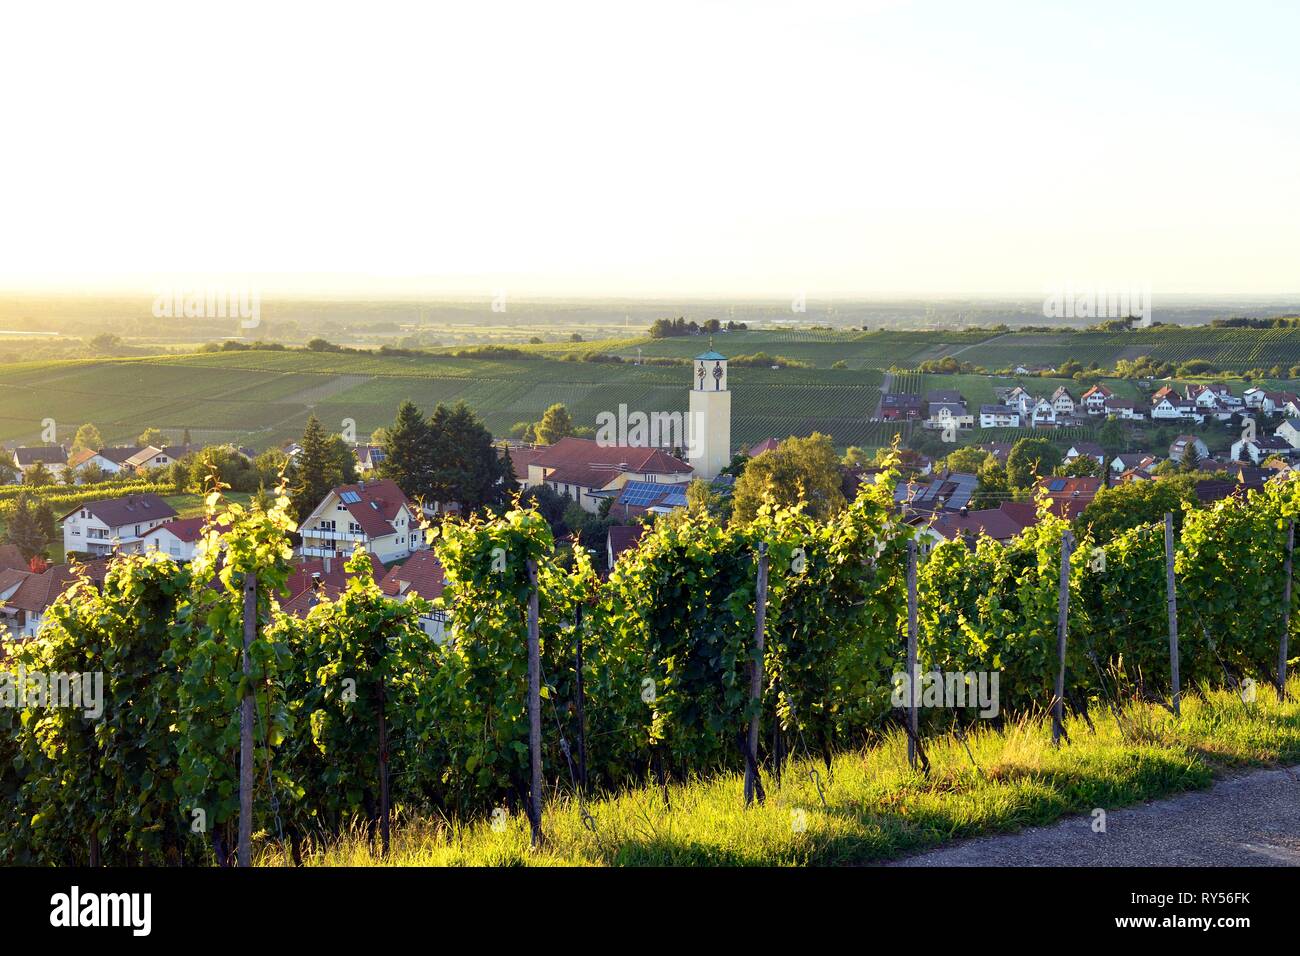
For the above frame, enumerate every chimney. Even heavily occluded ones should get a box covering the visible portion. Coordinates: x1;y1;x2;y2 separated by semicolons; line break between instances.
322;556;331;574
959;505;969;517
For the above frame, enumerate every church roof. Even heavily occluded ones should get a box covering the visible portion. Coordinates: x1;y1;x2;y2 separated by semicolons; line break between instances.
695;350;727;361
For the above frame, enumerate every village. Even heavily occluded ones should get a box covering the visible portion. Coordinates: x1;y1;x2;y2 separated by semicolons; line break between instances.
3;349;1299;646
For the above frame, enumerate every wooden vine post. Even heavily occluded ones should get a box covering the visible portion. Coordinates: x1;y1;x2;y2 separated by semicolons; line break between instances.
377;675;390;856
744;541;768;806
1052;530;1072;746
1281;521;1294;701
238;571;256;868
1164;512;1181;717
574;603;587;791
906;539;918;769
525;559;544;847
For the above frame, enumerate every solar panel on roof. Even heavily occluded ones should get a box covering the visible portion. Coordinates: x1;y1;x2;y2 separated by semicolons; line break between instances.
1048;479;1067;492
340;491;361;504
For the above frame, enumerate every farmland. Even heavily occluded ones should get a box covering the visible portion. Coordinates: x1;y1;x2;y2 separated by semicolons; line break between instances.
3;322;1300;457
0;348;886;451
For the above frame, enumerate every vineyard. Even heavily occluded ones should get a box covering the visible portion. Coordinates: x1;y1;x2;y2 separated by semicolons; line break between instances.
2;463;1296;866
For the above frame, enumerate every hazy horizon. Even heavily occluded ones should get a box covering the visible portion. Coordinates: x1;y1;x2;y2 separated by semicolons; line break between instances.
3;1;1298;298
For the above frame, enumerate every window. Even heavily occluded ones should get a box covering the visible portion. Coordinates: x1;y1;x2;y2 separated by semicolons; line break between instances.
320;520;335;532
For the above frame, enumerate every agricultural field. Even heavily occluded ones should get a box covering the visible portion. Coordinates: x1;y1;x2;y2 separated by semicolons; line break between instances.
590;328;997;370
0;349;886;452
953;325;1300;373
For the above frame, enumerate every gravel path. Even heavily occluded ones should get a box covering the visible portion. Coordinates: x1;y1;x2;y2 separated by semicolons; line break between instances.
888;764;1300;867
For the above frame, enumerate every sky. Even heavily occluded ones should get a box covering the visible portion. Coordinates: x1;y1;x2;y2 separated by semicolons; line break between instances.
1;0;1297;299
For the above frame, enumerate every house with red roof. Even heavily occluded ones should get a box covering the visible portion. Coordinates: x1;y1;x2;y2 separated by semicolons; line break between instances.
297;478;424;564
1035;475;1104;519
519;437;694;513
141;517;221;562
378;549;450;640
0;559;110;639
909;501;1039;547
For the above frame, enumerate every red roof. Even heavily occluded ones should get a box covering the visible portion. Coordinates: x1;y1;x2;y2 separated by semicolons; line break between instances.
378;549;447;602
1036;476;1104;519
747;438;780;457
0;544;26;573
281;553;386;618
503;445;545;479
327;479;413;538
2;560;110;614
607;525;647;564
919;503;1038;543
142;516;210;543
530;437;693;489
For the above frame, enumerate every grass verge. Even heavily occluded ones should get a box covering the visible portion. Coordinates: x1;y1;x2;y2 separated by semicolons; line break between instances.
258;678;1300;867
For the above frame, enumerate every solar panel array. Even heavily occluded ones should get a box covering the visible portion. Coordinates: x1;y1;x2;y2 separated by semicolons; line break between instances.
617;480;688;509
340;490;362;504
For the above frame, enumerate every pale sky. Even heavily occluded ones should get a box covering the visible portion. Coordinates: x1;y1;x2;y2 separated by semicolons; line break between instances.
2;0;1297;298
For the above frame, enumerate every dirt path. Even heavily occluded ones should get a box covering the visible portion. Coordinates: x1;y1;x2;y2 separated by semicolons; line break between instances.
888;763;1300;867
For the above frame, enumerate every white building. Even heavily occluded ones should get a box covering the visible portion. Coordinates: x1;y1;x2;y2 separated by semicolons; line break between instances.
1080;384;1113;415
141;517;213;562
979;404;1020;428
688;349;732;480
61;493;179;557
1051;386;1076;416
378;549;450;641
12;446;68;482
298;479;424;564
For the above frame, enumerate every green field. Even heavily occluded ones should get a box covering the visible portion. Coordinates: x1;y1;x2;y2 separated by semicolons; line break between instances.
0;349;886;451
3;324;1298;458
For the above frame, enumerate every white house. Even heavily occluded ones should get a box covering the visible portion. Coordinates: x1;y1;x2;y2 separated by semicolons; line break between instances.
1231;435;1294;464
12;446;68;482
1080;384;1113;414
927;403;975;432
122;445;183;474
68;446;144;479
141;517;214;562
1277;419;1300;449
1261;391;1300;416
979;404;1021;428
61;493;179;557
1243;387;1267;409
1005;386;1035;417
1065;443;1106;466
1151;397;1203;423
1103;397;1147;420
1051;386;1076;416
1168;435;1210;463
1031;399;1056;426
298;479;424;564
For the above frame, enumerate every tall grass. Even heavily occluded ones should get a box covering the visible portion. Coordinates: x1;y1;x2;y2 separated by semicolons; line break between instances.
258;679;1300;867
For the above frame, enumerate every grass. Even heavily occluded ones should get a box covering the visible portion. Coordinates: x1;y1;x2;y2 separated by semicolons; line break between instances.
164;492;253;518
258;678;1300;867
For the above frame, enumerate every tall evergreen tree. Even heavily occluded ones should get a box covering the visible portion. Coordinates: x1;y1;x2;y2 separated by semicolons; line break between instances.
427;401;511;511
379;400;434;501
290;415;339;520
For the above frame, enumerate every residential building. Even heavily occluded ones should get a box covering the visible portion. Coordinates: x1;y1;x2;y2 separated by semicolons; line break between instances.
1231;435;1295;465
894;470;979;512
61;494;179;557
909;501;1039;547
879;393;924;421
520;437;694;513
607;524;647;568
1064;442;1106;466
297;479;424;563
1051;386;1076;416
1103;397;1146;420
378;550;449;641
68;446;144;478
1080;384;1113;414
1036;475;1103;520
141;517;215;562
1151;396;1203;423
13;446;68;481
979;404;1020;428
1168;435;1210;463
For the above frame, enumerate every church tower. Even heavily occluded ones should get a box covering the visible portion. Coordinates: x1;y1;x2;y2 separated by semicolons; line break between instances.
688;346;731;480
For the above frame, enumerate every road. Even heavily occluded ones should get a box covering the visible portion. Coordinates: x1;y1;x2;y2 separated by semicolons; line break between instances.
888;764;1300;867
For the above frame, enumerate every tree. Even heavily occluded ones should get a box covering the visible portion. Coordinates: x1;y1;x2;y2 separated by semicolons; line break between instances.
138;427;166;448
730;433;845;525
290;416;344;519
379;401;434;500
22;462;55;487
944;446;995;474
969;460;1010;509
1098;418;1126;454
70;423;103;454
0;459;16;485
1078;476;1199;541
1006;438;1062;490
1054;455;1103;478
2;493;56;560
426;402;512;511
534;403;576;445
